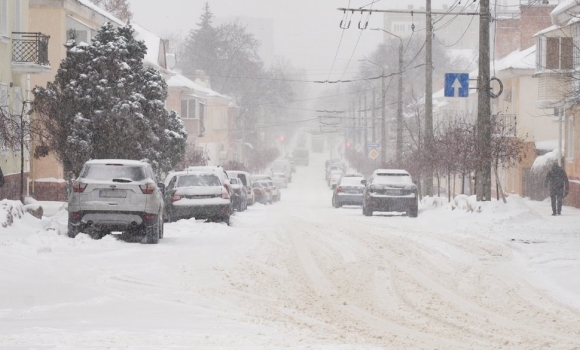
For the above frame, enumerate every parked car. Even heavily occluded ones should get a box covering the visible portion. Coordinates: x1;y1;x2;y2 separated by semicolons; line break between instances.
271;159;292;182
252;181;272;204
226;170;255;205
326;164;343;181
163;171;232;225
229;177;248;211
257;180;280;202
327;170;343;187
332;174;366;207
272;172;288;189
328;172;343;189
67;159;164;243
186;165;232;195
362;169;418;217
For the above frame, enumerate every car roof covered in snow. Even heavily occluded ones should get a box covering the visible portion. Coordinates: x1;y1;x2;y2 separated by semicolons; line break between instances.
372;169;410;175
84;159;149;166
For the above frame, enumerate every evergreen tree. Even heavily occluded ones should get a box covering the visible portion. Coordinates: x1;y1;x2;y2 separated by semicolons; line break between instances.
33;22;187;175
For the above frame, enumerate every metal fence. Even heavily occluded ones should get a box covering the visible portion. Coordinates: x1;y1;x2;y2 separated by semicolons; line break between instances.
11;32;50;66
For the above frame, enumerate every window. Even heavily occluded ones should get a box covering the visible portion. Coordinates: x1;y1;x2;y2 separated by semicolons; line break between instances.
180;98;198;119
199;102;206;133
543;36;573;70
1;0;8;38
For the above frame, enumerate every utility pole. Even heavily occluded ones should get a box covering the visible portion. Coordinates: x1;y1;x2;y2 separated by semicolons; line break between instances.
476;0;491;201
396;36;404;166
371;27;404;166
372;88;376;143
358;94;362;147
364;92;368;148
381;69;387;167
424;0;434;196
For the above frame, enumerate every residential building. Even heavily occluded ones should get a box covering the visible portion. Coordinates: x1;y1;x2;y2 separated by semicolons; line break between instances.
536;0;580;208
166;72;238;166
0;0;50;200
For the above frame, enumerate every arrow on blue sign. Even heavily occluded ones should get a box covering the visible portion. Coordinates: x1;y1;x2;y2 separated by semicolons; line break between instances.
444;73;469;98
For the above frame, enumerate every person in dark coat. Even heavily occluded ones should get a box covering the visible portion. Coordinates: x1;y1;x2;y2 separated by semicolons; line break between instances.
545;162;569;216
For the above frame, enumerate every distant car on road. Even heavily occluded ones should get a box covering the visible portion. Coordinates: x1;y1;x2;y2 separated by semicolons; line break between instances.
252;181;272;204
362;169;418;217
226;170;255;206
332;174;366;208
228;177;247;212
272;172;288;189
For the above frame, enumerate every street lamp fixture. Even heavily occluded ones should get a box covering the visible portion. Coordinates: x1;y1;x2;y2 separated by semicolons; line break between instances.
371;28;404;166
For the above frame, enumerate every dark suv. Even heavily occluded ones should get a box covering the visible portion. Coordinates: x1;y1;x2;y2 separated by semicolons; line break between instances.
67;159;165;243
362;169;418;217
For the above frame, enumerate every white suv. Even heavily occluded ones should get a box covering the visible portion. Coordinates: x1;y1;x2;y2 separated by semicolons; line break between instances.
67;159;165;243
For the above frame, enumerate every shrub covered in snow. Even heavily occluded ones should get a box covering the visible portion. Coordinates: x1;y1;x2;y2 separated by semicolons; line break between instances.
33;22;187;176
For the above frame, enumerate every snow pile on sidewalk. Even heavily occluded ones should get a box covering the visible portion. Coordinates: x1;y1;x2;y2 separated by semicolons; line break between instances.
0;200;28;228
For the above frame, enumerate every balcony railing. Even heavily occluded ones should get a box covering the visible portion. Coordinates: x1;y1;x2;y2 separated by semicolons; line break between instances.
12;32;50;67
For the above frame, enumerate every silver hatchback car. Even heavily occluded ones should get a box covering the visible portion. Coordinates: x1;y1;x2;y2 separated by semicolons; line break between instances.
67;159;165;243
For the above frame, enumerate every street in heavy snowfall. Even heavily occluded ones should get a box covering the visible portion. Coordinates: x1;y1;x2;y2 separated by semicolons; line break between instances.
1;154;580;349
2;0;580;349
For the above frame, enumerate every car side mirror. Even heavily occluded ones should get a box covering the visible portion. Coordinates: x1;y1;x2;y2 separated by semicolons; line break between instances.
331;184;337;190
361;179;367;185
157;183;166;194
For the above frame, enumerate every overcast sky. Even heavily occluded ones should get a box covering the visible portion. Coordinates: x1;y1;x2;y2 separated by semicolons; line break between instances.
128;0;456;80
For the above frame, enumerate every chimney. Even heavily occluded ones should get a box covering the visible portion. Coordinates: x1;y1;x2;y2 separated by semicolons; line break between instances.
193;70;211;88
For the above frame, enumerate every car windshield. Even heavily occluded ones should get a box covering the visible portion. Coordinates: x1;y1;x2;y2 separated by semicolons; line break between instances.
373;173;413;185
340;177;365;186
82;164;146;181
177;174;221;187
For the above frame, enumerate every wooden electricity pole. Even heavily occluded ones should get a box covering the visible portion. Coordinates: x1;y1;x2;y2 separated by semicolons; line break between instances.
424;0;434;196
476;0;491;201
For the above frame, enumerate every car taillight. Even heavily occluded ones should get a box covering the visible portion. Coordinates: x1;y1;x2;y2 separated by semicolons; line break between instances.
172;194;181;202
247;188;252;194
337;186;343;193
223;183;230;193
139;182;156;194
221;188;230;199
72;181;87;193
265;188;270;192
143;214;157;223
69;212;81;220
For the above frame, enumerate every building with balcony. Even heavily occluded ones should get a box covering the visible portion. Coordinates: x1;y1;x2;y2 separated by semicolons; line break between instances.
0;0;50;201
535;0;580;208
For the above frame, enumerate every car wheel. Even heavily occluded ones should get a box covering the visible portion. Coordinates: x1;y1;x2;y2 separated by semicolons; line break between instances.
332;196;338;208
159;216;164;239
408;205;418;218
223;215;230;226
67;222;81;238
144;223;159;244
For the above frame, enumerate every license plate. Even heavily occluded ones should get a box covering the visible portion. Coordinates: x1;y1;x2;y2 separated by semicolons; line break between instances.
99;190;127;198
386;189;401;195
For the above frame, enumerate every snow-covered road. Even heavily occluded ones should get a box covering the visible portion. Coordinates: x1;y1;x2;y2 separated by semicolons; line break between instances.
1;153;580;349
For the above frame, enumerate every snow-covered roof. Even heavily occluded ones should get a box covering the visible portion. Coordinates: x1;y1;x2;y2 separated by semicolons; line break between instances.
84;159;150;166
131;22;166;71
75;0;124;26
551;0;579;27
493;45;536;71
534;24;561;37
167;74;231;100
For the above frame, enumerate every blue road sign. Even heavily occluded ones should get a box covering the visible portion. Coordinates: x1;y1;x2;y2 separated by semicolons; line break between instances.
444;73;469;98
366;143;380;149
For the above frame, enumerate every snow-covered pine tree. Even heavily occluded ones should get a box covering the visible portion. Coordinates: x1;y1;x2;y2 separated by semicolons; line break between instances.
33;22;187;175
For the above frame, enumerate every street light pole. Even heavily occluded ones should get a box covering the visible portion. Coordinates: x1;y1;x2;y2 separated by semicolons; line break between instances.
359;58;387;167
372;28;403;165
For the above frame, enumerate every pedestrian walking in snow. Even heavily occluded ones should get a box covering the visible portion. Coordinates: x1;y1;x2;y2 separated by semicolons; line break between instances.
545;162;569;216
